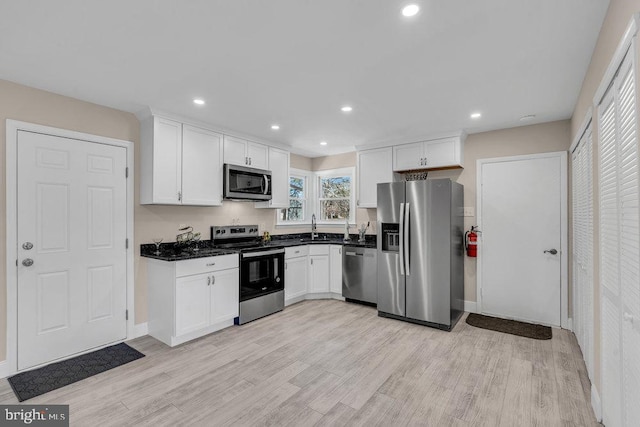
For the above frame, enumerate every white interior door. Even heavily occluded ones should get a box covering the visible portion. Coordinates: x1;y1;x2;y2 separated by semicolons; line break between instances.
17;130;127;370
479;153;564;326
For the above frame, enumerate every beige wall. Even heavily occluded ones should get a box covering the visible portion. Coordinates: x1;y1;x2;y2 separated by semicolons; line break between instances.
429;120;571;303
569;0;640;394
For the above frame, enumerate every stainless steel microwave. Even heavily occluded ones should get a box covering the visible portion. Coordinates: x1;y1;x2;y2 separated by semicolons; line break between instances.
223;164;272;201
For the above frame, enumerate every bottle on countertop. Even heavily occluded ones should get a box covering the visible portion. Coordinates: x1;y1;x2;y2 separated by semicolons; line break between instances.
343;218;350;242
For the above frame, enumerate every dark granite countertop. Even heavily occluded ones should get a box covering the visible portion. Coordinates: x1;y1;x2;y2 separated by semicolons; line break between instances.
140;241;239;261
141;232;376;261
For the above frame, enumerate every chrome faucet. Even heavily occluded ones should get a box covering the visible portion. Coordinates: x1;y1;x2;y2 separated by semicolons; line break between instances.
311;214;318;240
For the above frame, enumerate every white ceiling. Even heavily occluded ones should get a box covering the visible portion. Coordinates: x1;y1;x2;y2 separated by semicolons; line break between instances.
0;1;609;157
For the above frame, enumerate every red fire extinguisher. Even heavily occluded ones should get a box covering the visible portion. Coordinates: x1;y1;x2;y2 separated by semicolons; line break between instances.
465;226;479;257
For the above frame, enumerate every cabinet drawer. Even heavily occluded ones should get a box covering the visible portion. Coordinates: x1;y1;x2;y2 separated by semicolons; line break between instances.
176;254;239;277
309;245;330;256
285;245;309;259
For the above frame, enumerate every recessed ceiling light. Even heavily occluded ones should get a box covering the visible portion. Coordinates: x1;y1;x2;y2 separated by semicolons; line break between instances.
519;114;536;122
402;4;420;17
271;124;280;130
341;106;353;112
193;98;205;105
470;112;482;119
320;141;328;146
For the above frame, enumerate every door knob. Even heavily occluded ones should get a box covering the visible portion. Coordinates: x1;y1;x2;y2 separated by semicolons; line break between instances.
22;259;34;267
544;249;558;255
22;242;33;250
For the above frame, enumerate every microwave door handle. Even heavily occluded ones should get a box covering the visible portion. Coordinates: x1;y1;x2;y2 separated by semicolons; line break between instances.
263;175;269;195
399;203;405;276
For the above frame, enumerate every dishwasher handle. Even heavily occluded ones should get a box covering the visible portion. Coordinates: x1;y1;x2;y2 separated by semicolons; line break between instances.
345;251;363;256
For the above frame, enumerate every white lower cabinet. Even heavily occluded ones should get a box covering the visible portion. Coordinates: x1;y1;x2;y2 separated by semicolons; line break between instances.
284;244;347;305
285;258;308;301
330;245;343;295
148;254;239;347
309;245;330;293
175;273;211;337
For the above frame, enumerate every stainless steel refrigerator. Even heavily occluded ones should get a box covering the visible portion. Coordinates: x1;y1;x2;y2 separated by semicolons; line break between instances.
377;179;464;330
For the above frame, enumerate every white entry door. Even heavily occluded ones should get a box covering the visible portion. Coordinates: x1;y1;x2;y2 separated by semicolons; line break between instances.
478;152;566;327
17;130;127;370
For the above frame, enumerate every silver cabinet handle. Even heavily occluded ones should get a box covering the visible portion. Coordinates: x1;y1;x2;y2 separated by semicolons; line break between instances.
207;276;211;286
544;249;558;255
22;242;34;250
22;258;34;267
206;262;215;266
178;191;182;201
211;275;215;285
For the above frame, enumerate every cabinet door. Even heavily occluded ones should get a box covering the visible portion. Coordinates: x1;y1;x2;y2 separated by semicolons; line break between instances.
175;273;210;336
393;142;423;171
223;135;248;166
285;256;308;300
256;147;290;208
329;246;343;294
247;142;269;169
153;117;182;204
358;147;393;207
210;268;239;324
424;137;462;168
309;255;330;293
182;125;223;206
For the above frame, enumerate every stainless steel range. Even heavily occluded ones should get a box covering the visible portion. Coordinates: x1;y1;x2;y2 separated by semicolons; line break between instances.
211;225;284;324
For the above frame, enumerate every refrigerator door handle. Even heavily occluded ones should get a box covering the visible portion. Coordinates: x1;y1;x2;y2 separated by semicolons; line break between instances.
405;202;410;276
399;202;405;276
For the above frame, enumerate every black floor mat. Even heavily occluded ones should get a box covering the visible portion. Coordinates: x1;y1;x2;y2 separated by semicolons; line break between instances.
8;343;144;401
466;313;552;340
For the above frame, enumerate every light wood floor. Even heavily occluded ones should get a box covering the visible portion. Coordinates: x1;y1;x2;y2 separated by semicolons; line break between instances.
0;300;599;426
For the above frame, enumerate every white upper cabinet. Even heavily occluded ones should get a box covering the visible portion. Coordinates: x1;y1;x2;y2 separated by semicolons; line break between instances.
223;135;269;169
182;124;223;206
357;147;393;208
256;146;290;209
392;135;464;171
393;142;423;172
140;116;223;206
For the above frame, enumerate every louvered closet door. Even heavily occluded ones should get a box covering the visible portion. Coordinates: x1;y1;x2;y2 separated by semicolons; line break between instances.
617;50;640;427
599;76;623;427
598;47;640;427
572;125;594;380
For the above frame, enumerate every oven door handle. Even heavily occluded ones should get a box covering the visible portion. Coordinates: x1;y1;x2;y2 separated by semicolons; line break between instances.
242;248;284;258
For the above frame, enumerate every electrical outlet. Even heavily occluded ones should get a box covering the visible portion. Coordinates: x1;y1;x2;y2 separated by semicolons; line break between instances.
463;207;475;217
260;223;266;232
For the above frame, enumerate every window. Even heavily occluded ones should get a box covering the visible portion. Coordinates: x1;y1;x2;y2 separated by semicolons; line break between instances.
276;167;355;226
279;173;307;222
317;173;352;221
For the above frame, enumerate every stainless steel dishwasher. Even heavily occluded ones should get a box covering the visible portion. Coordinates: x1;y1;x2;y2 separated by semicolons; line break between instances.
342;246;377;305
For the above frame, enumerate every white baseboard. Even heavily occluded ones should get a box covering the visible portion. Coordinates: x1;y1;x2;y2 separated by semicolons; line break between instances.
464;300;477;313
591;384;602;422
285;295;306;306
132;322;148;339
0;360;9;379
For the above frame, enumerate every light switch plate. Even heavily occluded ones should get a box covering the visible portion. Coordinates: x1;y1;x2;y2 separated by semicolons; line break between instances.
463;207;475;217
